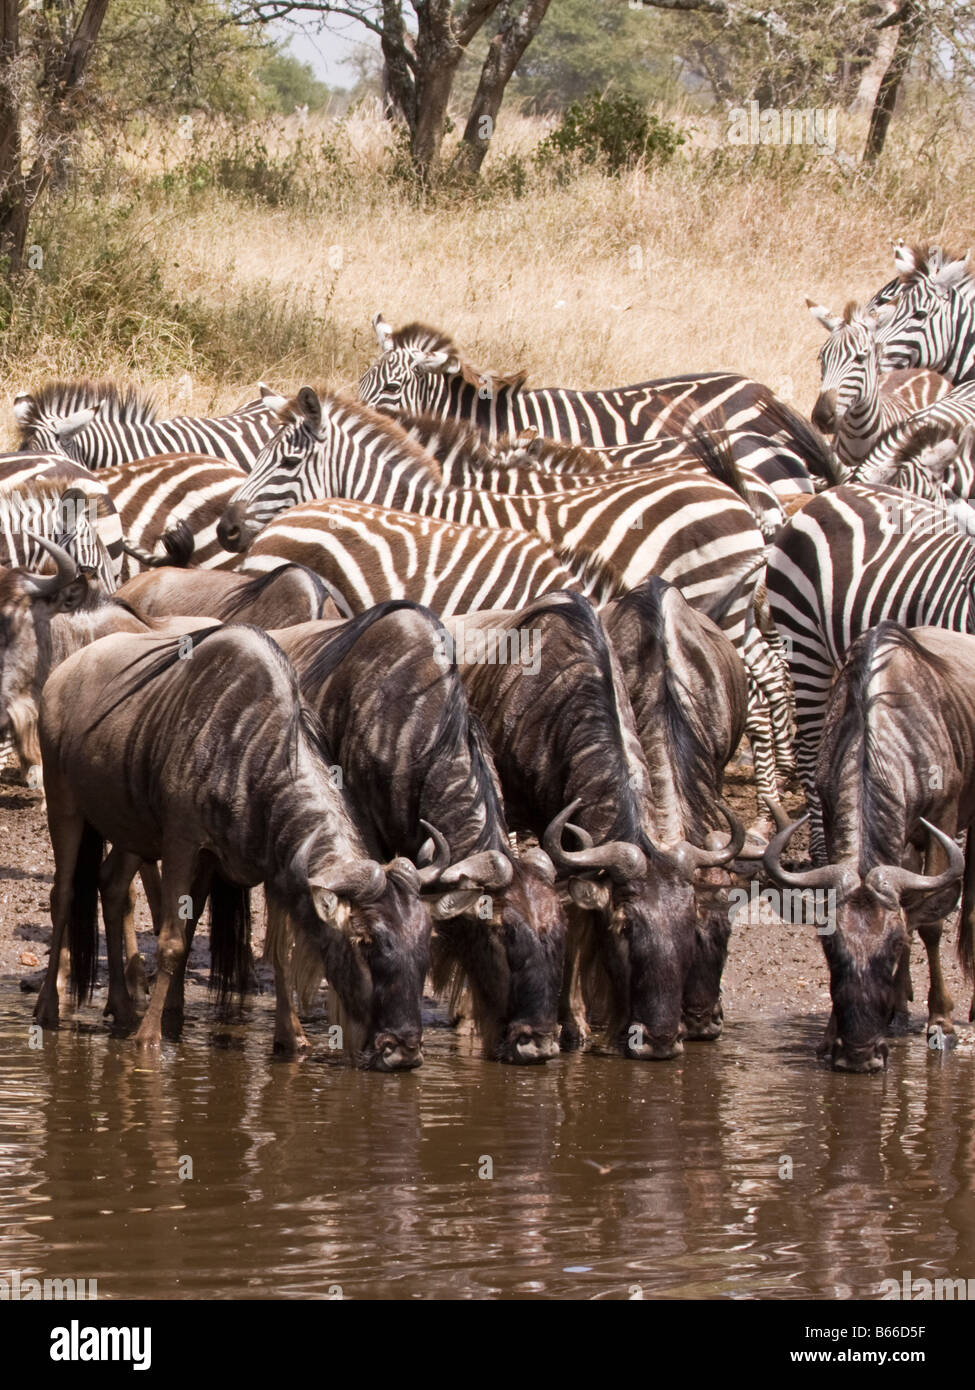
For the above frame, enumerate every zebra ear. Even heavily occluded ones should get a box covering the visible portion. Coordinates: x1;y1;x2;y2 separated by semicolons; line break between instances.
12;393;34;424
933;256;969;297
258;382;289;411
373;312;394;352
409;349;451;376
805;298;841;333
894;242;917;277
958;424;975;455
296;386;324;436
919;437;960;482
53;404;101;441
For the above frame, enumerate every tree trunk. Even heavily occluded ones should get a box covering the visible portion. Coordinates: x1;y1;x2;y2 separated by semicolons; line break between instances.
452;0;552;179
862;1;922;165
380;0;416;127
0;0;110;275
411;0;464;179
0;0;26;272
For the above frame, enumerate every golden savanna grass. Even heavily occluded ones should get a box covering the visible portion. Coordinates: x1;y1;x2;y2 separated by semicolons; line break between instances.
1;100;972;447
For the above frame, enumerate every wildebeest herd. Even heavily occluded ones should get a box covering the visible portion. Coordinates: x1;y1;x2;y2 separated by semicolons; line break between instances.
5;239;975;1075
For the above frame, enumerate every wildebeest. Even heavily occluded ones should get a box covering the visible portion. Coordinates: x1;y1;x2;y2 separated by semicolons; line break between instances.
270;600;567;1062
600;578;750;1038
116;560;347;626
445;590;744;1058
35;623;433;1069
764;622;969;1072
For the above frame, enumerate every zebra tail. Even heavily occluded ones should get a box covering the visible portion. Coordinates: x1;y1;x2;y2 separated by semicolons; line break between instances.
121;519;195;570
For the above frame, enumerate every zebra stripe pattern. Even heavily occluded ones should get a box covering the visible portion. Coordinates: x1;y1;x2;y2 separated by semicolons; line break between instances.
358;316;839;484
767;482;975;858
99;454;247;572
14;380;288;472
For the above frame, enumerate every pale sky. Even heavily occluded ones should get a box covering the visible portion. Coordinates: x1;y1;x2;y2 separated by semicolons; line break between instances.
273;16;381;90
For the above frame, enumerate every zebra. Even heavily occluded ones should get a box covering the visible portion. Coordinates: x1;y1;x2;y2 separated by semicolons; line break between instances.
13;380;289;472
397;412;787;537
0;473;118;593
766;482;975;861
217;387;792;799
868;244;975;385
358;314;841;484
807;301;950;467
0;454;124;582
853;420;975;503
95;454;248;574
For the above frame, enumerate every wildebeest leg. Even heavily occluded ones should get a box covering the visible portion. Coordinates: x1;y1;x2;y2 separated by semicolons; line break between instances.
123;861;161;998
558;910;591;1051
35;800;88;1031
917;921;954;1040
816;1009;837;1058
265;898;308;1053
100;848;144;1029
163;865;214;1025
959;832;975;1022
889;939;914;1033
133;845;201;1048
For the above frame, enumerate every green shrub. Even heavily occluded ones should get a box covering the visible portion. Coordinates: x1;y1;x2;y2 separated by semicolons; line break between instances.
534;92;685;175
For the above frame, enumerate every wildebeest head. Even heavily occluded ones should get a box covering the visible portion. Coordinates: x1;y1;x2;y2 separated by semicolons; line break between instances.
0;536;89;773
288;848;432;1072
422;822;565;1065
545;799;745;1060
765;815;963;1073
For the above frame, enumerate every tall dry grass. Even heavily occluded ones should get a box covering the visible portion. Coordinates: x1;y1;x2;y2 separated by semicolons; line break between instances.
0;100;971;449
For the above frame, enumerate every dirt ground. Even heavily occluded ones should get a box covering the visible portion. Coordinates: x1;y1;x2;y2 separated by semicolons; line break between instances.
2;759;972;1032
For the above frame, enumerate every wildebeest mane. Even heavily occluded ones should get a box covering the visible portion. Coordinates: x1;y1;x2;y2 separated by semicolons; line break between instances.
827;621;950;867
613;577;719;832
506;590;647;846
214;563;334;621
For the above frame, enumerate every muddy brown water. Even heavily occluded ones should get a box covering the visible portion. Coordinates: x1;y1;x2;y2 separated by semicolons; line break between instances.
2;979;974;1301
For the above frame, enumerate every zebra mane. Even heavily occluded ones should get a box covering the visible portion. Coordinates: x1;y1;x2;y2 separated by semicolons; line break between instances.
826;621;950;868
389;322;528;392
17;379;158;432
499;434;600;472
889;419;966;466
896;241;969;286
400;413;496;468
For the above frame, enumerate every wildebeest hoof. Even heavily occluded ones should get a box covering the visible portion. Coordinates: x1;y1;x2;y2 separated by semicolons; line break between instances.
558;1022;590;1052
33;993;59;1030
888;1010;911;1035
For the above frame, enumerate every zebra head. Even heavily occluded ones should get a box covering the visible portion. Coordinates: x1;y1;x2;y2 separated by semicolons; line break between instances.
357;312;458;416
218;386;330;552
808;300;895;437
872;244;974;378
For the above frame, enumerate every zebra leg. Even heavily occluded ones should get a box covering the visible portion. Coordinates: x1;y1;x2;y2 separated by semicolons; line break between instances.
744;677;778;807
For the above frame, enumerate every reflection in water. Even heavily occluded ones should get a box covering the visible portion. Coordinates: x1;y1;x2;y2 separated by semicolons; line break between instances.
0;983;973;1300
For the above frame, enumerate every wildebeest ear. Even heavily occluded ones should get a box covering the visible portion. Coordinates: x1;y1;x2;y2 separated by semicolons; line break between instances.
568;877;611;912
296;386;323;434
310;883;340;922
54;576;89;613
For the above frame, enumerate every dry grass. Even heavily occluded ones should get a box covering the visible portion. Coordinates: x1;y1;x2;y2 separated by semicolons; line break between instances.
0;102;971;449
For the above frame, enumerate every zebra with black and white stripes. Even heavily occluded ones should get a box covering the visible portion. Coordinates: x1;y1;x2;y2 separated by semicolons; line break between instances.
14;380;289;472
217;387;791;800
767;482;975;860
807;301;950;467
358;315;841;487
0;463;120;591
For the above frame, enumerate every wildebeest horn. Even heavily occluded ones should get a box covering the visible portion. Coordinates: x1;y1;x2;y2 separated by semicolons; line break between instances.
868;820;965;898
762;814;859;893
329;859;387;904
648;801;747;877
19;531;79;597
543;799;647;884
519;846;557;883
439;849;514;891
415;820;451;887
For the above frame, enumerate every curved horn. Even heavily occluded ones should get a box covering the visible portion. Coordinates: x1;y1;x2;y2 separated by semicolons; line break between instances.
543;800;646;884
439;848;514;891
329;859;387;904
762;813;858;893
416;820;451;888
869;819;965;898
651;801;747;877
519;846;556;884
19;531;79;598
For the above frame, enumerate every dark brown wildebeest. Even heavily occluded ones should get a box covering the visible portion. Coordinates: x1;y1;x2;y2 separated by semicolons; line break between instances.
764;622;969;1072
445;589;744;1059
269;600;567;1063
35;623;433;1069
600;577;749;1039
116;559;347;626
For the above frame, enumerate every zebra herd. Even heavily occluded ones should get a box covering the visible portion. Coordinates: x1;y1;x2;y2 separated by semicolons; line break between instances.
5;241;975;1073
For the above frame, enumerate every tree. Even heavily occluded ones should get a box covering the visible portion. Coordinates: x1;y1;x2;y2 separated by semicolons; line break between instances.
0;1;112;276
230;2;555;179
